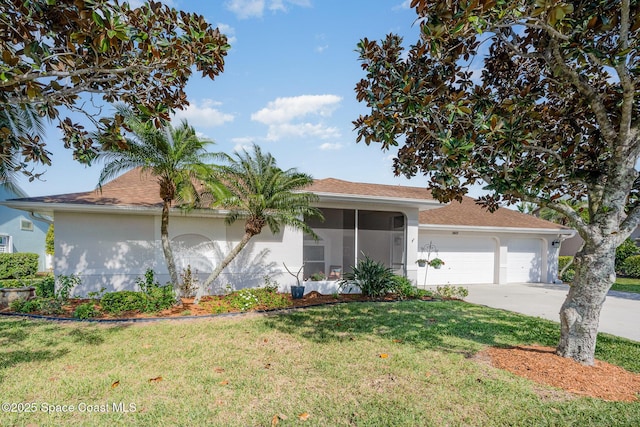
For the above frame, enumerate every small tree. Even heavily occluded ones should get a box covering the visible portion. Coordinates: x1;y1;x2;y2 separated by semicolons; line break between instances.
97;107;218;292
354;1;640;364
195;145;323;301
45;224;54;256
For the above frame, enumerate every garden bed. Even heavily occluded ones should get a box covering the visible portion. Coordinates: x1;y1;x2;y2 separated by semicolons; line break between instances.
0;291;431;320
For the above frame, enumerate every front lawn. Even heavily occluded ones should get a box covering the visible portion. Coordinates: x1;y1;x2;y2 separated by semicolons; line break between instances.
612;277;640;294
1;301;639;426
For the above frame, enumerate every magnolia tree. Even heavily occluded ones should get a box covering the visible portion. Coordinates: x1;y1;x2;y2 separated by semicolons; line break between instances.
354;0;639;365
0;0;228;175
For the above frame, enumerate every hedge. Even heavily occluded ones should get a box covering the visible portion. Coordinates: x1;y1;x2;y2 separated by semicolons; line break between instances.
558;256;573;272
0;253;39;279
622;255;640;279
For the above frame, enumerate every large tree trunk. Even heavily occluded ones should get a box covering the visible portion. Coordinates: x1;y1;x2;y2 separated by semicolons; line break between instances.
194;231;254;303
556;242;616;365
160;200;180;295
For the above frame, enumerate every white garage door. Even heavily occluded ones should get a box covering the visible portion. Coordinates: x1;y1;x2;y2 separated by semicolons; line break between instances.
418;235;496;285
507;239;542;283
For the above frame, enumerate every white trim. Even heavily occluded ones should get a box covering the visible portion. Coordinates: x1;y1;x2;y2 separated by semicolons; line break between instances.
313;192;442;211
419;223;575;236
0;201;229;219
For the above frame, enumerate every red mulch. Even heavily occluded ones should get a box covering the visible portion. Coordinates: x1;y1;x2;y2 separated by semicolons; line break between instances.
479;345;640;402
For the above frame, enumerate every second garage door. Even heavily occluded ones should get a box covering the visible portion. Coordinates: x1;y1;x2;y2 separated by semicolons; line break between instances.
506;238;542;283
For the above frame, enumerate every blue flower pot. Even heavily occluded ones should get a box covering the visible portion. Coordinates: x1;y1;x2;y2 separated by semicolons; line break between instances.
291;286;305;299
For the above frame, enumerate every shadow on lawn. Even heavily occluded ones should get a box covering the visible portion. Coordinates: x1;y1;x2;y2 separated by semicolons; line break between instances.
264;300;562;355
0;319;130;383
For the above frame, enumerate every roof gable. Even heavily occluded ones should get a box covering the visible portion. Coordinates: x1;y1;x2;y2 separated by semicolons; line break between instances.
419;196;568;230
15;168;162;207
306;178;434;200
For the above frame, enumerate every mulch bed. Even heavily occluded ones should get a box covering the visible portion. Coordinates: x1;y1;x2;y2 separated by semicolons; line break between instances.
479;345;640;402
0;291;419;320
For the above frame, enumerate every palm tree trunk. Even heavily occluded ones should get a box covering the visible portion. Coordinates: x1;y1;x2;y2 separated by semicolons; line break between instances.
160;200;180;294
194;231;254;303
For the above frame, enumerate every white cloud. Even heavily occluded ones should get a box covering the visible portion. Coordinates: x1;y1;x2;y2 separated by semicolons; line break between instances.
172;99;234;128
233;142;254;153
392;1;412;11
251;94;342;141
252;94;342;124
225;0;310;19
265;123;340;141
319;143;343;150
231;136;254;144
315;44;329;53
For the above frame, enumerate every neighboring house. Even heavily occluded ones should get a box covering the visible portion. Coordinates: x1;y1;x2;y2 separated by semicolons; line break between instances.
1;169;574;295
560;227;640;257
0;184;50;272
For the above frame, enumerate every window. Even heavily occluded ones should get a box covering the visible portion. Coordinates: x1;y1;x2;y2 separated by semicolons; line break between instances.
20;219;33;231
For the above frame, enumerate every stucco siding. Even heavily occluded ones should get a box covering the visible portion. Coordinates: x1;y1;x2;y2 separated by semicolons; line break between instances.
54;211;305;296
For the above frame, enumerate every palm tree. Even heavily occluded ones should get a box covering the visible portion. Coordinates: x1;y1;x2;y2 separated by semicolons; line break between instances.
0;104;46;192
196;144;323;301
97;107;218;292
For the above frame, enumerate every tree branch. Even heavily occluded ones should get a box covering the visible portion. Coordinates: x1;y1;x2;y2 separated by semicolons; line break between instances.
614;0;636;157
620;203;640;238
547;38;618;147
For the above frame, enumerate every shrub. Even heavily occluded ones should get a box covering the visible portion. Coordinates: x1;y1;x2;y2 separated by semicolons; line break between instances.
100;291;146;314
227;288;260;311
390;275;432;299
558;256;573;273
100;270;175;314
622;255;640;279
561;269;575;283
0;253;39;279
73;302;101;320
143;285;175;312
0;277;46;289
434;285;469;300
36;275;55;298
9;297;62;315
179;265;198;298
616;238;640;273
9;297;41;313
339;255;395;297
224;283;291;312
55;274;81;301
37;298;63;315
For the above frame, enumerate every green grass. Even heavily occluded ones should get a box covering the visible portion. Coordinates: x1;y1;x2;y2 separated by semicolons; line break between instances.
611;277;640;294
1;301;639;426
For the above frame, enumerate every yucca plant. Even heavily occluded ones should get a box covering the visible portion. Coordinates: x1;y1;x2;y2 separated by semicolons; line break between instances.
339;254;395;297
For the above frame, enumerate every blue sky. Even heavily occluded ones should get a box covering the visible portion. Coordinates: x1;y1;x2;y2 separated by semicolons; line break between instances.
18;0;432;197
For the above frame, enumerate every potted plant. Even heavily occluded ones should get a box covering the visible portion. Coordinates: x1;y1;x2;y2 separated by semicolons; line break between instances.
416;259;428;267
283;263;305;299
428;258;445;269
309;272;326;281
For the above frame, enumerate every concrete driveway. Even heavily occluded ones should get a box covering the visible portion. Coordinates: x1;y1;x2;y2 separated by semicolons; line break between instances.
458;283;640;342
